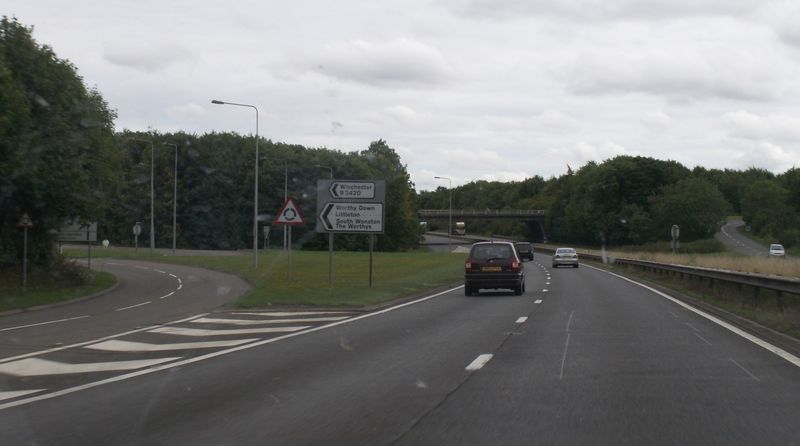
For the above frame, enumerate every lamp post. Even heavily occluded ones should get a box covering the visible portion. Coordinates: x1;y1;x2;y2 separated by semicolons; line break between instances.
434;176;452;252
162;142;178;255
212;99;260;268
316;164;334;286
133;138;155;256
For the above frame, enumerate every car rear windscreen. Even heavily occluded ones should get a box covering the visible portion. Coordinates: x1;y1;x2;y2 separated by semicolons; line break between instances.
471;244;514;260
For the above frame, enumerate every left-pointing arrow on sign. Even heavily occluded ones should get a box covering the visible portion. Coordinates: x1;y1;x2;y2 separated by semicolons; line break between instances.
320;203;335;231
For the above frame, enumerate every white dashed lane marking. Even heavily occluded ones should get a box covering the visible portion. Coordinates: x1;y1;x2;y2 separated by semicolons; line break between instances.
465;354;493;371
516;317;528;324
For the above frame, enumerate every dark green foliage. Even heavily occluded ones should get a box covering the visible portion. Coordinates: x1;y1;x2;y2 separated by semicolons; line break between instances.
649;178;730;241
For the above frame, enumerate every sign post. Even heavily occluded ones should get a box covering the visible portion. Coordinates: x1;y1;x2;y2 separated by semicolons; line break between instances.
17;213;34;292
316;180;385;287
263;226;271;250
273;198;306;281
671;224;680;254
133;222;142;256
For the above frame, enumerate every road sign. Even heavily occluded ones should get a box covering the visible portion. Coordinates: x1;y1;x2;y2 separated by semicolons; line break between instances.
274;197;306;226
671;224;680;240
329;181;376;199
133;222;142;236
319;202;384;233
17;213;33;228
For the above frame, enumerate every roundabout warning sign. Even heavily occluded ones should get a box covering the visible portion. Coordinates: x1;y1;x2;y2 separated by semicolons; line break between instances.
274;197;306;226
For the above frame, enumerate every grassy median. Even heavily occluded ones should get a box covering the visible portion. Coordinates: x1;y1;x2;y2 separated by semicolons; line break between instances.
0;270;117;312
65;247;466;308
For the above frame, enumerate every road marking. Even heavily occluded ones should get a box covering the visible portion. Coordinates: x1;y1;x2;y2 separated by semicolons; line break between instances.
729;358;761;382
0;357;181;377
0;313;209;364
232;311;352;317
516;317;528;324
0;315;90;332
534;299;543;304
191;316;349;325
559;333;571;379
545;282;551;285
584;264;800;369
177;284;183;290
148;326;310;337
133;266;149;270
155;269;166;274
115;301;151;312
105;262;123;266
0;286;463;411
465;354;493;371
685;322;699;332
694;332;713;346
169;273;178;278
542;289;549;293
0;389;46;402
668;311;679;318
566;310;575;332
159;292;175;300
85;339;258;352
177;278;182;284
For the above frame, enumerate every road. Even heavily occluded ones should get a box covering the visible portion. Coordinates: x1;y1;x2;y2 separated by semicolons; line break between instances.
716;219;769;257
0;255;797;444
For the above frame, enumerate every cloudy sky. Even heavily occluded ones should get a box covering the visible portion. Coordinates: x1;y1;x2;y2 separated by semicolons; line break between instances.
7;0;800;190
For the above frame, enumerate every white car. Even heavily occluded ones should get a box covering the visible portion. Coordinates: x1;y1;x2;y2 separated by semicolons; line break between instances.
768;244;785;257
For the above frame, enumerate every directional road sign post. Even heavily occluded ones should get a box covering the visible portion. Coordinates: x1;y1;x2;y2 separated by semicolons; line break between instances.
274;198;306;281
317;180;385;287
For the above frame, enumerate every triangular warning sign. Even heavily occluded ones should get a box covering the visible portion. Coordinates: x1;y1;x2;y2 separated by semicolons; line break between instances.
274;197;306;226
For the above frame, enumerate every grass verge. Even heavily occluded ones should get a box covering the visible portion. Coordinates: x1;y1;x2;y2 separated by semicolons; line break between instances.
0;270;117;312
65;247;466;308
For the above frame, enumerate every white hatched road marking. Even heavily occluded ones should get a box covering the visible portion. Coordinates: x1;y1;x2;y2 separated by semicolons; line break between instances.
465;354;493;371
231;311;352;317
148;326;310;337
1;315;90;332
0;389;45;402
85;339;258;352
0;357;181;377
192;316;349;325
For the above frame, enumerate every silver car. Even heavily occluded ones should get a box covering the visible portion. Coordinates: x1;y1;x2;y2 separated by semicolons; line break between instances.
769;244;785;257
552;247;579;268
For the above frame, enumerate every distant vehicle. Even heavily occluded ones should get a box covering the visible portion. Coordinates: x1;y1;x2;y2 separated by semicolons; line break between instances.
464;241;525;296
769;244;785;257
552;247;579;268
455;221;466;235
515;242;534;261
419;221;428;232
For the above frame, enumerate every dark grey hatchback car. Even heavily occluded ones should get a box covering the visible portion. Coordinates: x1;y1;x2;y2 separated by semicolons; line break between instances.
464;241;525;296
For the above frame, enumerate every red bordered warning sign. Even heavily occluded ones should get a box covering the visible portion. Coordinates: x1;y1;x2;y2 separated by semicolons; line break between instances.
274;197;306;226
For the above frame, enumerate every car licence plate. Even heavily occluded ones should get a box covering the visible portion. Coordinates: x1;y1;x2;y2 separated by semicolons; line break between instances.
481;266;501;272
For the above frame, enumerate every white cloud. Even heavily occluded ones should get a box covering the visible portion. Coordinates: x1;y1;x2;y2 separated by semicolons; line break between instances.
103;44;195;73
165;103;207;120
731;141;799;172
306;38;453;87
724;110;800;141
640;110;673;128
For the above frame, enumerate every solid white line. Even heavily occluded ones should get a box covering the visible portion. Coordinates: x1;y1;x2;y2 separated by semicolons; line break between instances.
685;322;699;332
534;299;543;304
0;357;181;377
583;263;800;369
0;286;463;411
84;339;258;352
694;332;713;346
192;316;349;325
148;326;310;337
559;333;571;379
0;389;46;402
231;311;352;317
0;315;90;332
114;301;151;312
0;313;210;364
566;311;575;332
159;292;175;300
516;317;528;324
729;358;761;382
465;354;493;371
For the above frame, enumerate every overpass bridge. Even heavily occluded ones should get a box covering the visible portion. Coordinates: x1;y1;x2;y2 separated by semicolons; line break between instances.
418;209;547;241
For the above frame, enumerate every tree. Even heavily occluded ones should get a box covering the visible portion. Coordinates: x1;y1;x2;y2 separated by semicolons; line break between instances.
0;17;119;267
650;178;730;241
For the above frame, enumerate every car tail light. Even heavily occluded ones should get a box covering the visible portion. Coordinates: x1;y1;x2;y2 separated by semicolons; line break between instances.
511;259;520;272
465;259;472;270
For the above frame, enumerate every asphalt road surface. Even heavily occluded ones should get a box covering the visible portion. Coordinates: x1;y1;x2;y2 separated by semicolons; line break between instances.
0;256;797;445
715;219;770;257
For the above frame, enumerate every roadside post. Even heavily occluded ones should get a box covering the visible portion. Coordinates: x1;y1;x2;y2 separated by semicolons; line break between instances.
263;226;271;250
316;180;385;288
17;213;34;292
133;222;142;256
671;224;680;254
273;198;306;281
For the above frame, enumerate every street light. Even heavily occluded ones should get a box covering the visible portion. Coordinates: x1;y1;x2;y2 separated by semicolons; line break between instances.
316;164;334;286
133;137;155;256
434;176;452;252
162;142;178;255
212;99;260;268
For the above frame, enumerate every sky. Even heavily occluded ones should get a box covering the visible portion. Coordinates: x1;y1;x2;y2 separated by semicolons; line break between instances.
6;0;800;190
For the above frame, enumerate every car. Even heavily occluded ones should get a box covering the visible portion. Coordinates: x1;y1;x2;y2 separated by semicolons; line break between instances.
514;242;534;261
552;247;579;268
464;241;525;296
769;243;785;257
